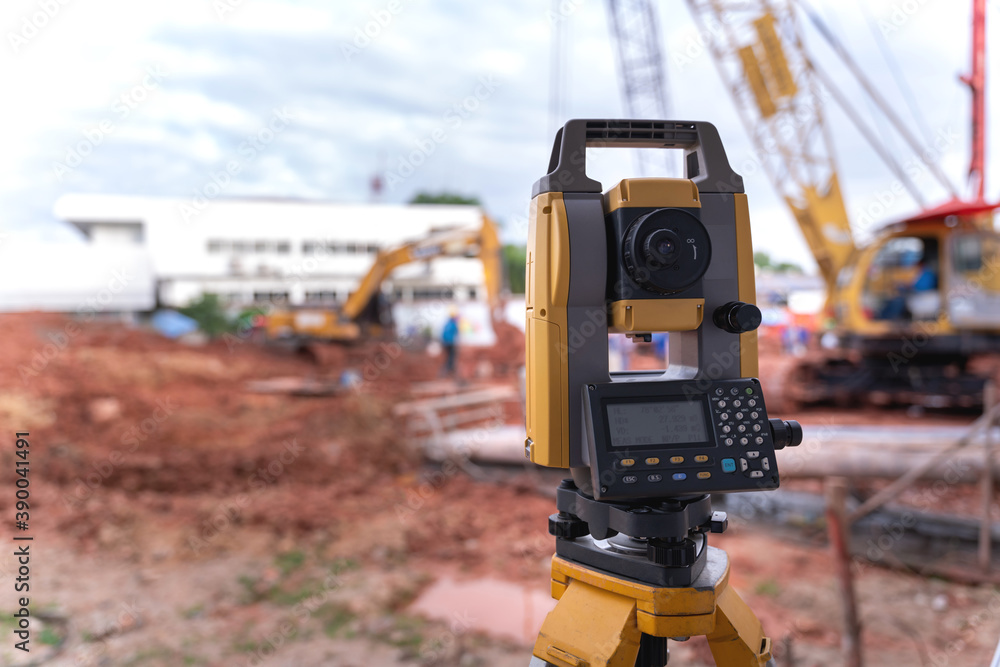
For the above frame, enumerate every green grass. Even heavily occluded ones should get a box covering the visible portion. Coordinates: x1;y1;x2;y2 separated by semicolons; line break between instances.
274;550;307;576
754;578;782;597
38;626;62;646
317;603;356;639
181;604;205;619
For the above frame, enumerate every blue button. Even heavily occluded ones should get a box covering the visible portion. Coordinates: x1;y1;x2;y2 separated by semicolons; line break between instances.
672;472;687;481
721;458;736;473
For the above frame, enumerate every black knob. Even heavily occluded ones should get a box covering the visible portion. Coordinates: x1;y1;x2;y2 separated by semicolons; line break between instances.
713;301;762;334
646;537;697;566
548;512;589;539
769;419;803;450
708;510;728;534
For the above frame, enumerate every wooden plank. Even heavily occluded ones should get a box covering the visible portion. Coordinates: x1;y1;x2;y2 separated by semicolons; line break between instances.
848;404;1000;524
393;386;517;415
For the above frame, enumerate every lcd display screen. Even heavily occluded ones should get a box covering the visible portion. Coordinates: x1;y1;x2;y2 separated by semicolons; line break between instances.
606;400;709;447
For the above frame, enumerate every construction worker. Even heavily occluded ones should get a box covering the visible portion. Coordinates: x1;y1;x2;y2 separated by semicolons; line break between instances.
440;308;460;377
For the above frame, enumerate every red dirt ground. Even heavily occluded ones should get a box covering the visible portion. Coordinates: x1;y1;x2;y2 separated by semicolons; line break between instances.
0;313;996;666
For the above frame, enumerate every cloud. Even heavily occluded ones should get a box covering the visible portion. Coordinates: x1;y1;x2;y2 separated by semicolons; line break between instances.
0;0;989;273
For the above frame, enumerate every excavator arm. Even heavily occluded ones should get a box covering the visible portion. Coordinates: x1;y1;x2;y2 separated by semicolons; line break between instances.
342;212;503;323
267;211;504;343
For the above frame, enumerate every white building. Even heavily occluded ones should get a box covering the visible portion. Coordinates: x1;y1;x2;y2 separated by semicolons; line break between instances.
0;240;154;314
53;194;490;310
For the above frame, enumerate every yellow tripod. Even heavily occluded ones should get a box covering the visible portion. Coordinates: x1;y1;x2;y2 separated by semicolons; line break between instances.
530;482;773;667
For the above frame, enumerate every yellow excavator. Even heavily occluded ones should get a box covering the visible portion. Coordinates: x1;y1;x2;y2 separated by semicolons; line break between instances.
264;212;504;343
679;0;1000;408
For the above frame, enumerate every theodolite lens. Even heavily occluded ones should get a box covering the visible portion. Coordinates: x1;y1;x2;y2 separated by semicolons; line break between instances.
622;208;711;294
644;230;681;268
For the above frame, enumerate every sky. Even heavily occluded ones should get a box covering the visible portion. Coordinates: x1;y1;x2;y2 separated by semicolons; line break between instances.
1;0;996;272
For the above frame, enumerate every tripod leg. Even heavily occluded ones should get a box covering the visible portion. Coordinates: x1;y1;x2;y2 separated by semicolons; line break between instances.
635;634;669;667
532;578;643;667
705;582;772;666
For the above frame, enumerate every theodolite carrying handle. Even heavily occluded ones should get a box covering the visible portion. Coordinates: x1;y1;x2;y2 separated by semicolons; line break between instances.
531;118;744;197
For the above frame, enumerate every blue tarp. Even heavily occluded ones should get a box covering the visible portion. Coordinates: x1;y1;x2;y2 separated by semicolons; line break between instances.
151;310;199;339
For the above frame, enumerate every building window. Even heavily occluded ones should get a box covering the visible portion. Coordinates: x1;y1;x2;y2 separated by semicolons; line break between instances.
413;287;454;300
207;239;225;253
232;240;251;253
255;241;268;253
275;241;290;254
253;291;289;304
305;291;338;304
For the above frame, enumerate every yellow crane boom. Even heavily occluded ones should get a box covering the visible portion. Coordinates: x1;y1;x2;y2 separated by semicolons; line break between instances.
684;0;855;290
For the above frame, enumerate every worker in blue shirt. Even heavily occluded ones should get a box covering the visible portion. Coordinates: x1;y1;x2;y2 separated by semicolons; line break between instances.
440;308;459;377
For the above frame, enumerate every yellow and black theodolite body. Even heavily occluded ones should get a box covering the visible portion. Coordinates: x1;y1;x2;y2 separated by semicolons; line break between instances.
525;119;778;502
524;119;796;667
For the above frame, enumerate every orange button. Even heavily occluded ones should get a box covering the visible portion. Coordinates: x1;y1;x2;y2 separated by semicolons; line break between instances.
620;458;635;467
670;456;684;464
697;471;711;479
694;455;709;463
645;457;660;465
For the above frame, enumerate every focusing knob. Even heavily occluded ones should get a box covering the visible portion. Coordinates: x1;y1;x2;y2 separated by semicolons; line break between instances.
713;301;762;334
769;419;803;450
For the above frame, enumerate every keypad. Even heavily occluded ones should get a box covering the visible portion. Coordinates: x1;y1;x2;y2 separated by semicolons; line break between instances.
711;382;772;481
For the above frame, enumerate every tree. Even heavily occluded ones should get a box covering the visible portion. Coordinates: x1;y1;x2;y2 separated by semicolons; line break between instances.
503;245;527;294
178;294;233;338
753;251;803;274
409;192;481;206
